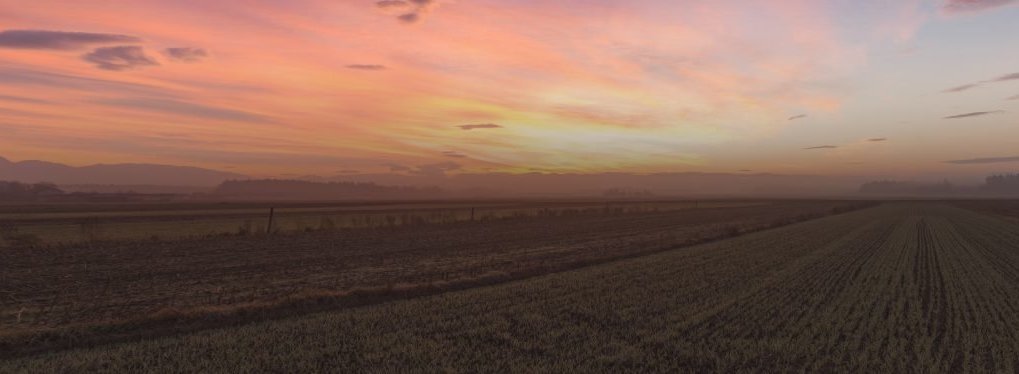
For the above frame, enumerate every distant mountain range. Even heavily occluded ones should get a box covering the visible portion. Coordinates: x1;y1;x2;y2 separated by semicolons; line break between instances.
0;156;248;186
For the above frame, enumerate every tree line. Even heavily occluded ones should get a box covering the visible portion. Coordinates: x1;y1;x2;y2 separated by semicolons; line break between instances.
860;174;1019;196
213;179;444;200
0;181;64;201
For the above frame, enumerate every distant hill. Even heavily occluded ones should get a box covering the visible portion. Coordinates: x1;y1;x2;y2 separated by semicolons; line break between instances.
213;179;444;200
0;156;248;186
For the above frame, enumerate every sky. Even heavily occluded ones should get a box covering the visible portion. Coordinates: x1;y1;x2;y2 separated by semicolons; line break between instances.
0;0;1018;182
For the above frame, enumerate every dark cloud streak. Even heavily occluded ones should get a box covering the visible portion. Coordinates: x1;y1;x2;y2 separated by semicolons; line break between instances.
944;84;979;93
943;111;1003;119
82;46;158;71
377;0;441;24
376;0;409;8
398;13;420;23
163;47;208;62
0;29;139;50
456;123;502;130
787;114;807;121
0;66;174;97
346;64;386;70
97;98;274;123
943;71;1019;93
943;0;1017;14
803;145;838;150
0;94;50;104
945;156;1019;164
993;72;1019;82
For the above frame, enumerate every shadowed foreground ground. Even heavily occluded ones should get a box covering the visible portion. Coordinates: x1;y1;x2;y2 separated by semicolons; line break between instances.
4;203;1019;372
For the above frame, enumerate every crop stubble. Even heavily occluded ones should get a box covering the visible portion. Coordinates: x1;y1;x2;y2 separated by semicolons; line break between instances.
3;203;1016;372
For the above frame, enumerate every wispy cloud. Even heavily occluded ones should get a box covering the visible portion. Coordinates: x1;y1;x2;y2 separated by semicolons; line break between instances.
943;0;1018;14
82;46;159;71
787;114;807;121
456;123;502;130
992;72;1019;82
0;29;139;50
377;0;443;24
0;66;173;97
943;110;1004;119
803;145;838;150
0;94;50;104
163;47;208;62
97;98;273;123
944;83;980;93
1008;94;1019;100
867;138;887;142
944;71;1019;93
346;64;386;70
945;156;1019;164
376;0;409;9
398;13;420;23
442;151;468;158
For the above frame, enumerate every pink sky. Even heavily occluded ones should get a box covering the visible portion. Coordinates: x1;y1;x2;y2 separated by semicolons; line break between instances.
1;0;1017;181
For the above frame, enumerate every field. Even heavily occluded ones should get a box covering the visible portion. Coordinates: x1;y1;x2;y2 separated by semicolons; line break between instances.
0;200;768;246
0;200;864;349
5;201;1019;372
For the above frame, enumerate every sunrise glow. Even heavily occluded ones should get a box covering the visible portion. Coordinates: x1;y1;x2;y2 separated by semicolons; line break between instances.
1;0;1018;181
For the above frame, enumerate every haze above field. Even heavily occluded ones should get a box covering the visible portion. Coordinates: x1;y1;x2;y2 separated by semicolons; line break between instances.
1;0;1018;182
0;154;866;196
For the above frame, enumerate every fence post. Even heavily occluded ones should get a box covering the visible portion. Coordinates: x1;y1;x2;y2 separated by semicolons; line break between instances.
266;207;275;235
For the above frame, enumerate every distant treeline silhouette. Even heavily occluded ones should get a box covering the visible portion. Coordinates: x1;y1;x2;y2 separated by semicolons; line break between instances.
0;181;64;201
0;181;179;202
860;174;1019;197
214;179;444;200
985;174;1019;194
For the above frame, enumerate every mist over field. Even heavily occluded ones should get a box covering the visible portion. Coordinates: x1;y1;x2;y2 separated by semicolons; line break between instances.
2;154;871;198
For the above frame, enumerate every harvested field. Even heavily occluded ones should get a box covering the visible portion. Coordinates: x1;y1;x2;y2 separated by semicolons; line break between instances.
4;202;1019;372
953;199;1019;223
0;200;861;342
